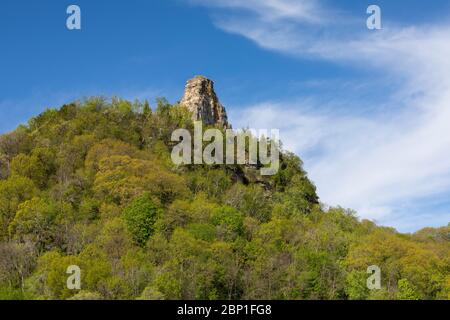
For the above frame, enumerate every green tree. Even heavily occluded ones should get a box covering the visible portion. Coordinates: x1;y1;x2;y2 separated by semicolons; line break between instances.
8;197;57;250
226;184;271;222
211;206;244;241
27;251;81;299
345;270;369;300
123;193;160;246
0;176;37;239
397;279;420;300
10;147;56;189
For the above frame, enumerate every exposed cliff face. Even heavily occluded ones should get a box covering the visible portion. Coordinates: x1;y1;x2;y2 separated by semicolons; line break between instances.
180;76;230;128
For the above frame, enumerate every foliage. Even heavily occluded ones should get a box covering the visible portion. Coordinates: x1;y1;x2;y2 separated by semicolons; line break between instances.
0;97;448;300
123;193;160;246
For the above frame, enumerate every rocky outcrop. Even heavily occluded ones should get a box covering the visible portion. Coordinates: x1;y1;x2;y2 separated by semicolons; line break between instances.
180;76;230;128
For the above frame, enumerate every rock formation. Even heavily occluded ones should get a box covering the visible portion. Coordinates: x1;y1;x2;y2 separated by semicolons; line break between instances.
180;76;230;128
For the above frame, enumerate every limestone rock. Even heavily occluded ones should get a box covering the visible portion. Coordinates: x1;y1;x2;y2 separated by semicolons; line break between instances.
180;76;230;128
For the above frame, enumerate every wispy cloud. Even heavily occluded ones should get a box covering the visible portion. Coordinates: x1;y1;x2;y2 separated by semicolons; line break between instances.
192;0;450;231
188;0;325;23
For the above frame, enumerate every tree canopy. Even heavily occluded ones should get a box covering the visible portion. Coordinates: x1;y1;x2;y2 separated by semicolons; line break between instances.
0;97;448;300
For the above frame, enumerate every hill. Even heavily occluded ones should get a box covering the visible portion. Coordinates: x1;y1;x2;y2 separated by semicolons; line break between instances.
0;93;449;300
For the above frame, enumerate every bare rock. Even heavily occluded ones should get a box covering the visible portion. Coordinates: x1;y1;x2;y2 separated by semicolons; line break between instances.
180;76;230;128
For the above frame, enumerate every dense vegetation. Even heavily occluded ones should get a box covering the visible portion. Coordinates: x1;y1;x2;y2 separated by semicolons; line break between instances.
0;97;449;300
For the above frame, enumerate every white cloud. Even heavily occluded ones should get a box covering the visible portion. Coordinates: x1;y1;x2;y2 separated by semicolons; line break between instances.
195;0;450;231
188;0;324;23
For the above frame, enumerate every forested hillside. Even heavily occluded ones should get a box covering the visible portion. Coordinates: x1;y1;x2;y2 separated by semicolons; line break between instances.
0;97;449;300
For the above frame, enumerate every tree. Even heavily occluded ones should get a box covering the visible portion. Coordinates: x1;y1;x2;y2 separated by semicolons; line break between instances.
143;100;152;117
119;248;153;298
77;244;113;297
397;279;420;300
85;139;141;175
0;127;30;161
98;218;133;263
8;197;57;250
157;199;192;237
272;175;318;218
345;270;369;300
151;229;215;299
92;155;151;205
190;169;231;201
0;241;36;291
226;184;271;222
0;175;37;239
209;241;244;299
10;147;56;189
27;251;81;299
93;154;189;206
122;194;160;246
211;206;244;241
144;166;190;205
0;154;9;179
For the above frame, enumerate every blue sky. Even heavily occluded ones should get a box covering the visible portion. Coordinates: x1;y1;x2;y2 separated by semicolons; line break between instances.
1;0;450;232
